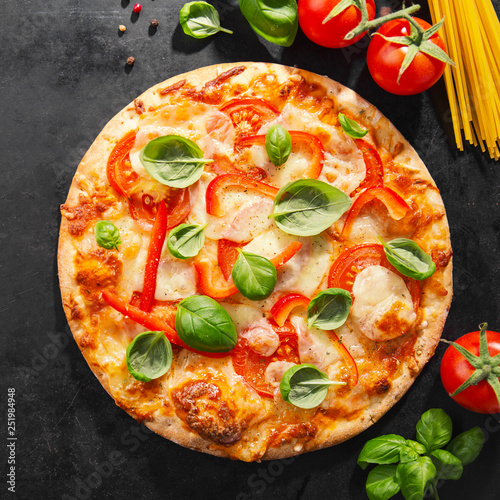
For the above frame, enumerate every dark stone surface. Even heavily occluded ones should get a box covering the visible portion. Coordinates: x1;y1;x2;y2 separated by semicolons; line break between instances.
1;0;499;499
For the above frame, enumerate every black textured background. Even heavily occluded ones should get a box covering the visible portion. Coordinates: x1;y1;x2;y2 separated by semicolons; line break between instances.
1;1;500;499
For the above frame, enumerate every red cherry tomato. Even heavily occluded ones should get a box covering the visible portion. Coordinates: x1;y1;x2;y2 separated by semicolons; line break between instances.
367;17;447;95
298;0;376;49
441;326;500;414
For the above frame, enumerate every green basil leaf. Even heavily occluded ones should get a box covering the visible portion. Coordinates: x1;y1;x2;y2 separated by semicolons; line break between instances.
405;439;427;455
126;331;173;382
231;250;277;301
179;2;233;39
357;435;408;470
366;464;400;500
270;179;352;236
307;288;352;330
175;295;237;352
338;113;369;139
416;408;453;453
379;237;436;280
139;135;212;188
238;0;298;47
167;223;206;260
265;124;292;166
445;427;485;466
396;456;436;500
94;220;122;250
430;449;463;481
399;447;420;464
280;363;344;409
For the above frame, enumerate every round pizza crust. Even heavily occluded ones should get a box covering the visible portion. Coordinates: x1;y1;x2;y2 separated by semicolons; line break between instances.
58;62;452;461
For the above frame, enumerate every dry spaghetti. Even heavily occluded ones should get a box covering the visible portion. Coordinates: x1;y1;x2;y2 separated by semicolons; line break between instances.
429;0;500;160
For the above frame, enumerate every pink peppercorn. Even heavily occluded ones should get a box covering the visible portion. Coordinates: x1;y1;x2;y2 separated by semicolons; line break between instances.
132;3;142;13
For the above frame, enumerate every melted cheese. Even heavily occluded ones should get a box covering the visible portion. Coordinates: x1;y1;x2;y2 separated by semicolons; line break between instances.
351;266;416;341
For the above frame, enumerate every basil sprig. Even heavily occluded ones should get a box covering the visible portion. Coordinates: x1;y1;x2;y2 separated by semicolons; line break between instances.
307;288;352;330
338;112;369;139
175;295;237;352
280;363;346;409
238;0;298;47
270;179;352;236
379;237;436;280
167;223;207;260
126;331;173;382
231;250;277;301
358;408;485;500
265;124;292;166
139;135;212;188
94;221;122;250
179;2;233;39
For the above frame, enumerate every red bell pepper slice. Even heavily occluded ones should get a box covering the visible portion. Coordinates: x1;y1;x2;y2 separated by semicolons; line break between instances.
206;174;279;217
102;290;229;358
237;131;325;179
140;201;168;312
326;330;359;386
195;241;303;299
107;130;139;197
270;293;311;327
341;186;409;239
351;139;384;196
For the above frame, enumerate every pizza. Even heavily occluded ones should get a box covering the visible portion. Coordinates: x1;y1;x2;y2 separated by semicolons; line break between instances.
58;62;452;461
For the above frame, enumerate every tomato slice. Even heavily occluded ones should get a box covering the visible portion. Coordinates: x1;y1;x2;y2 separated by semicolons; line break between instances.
205;174;279;217
101;290;229;358
107;131;191;226
352;139;384;196
270;293;311;327
107;131;140;197
218;239;247;281
341;186;409;239
231;321;300;398
220;98;280;137
236;131;325;179
328;243;420;310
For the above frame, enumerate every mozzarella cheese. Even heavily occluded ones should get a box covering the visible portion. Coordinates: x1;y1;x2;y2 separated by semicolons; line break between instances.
350;265;416;341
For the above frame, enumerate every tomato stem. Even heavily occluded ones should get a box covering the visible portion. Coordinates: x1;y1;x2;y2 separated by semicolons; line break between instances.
345;4;421;40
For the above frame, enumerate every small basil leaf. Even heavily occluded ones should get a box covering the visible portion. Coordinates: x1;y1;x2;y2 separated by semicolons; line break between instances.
167;223;206;260
445;427;485;466
405;439;427;455
395;456;436;500
94;221;122;250
176;295;237;352
307;288;352;330
365;464;400;500
380;237;436;280
238;0;298;47
280;363;344;409
126;331;173;382
139;135;212;188
430;449;463;481
270;179;352;236
231;250;277;301
357;435;408;470
265;124;292;166
179;2;233;39
416;408;453;453
399;447;420;464
338;113;369;139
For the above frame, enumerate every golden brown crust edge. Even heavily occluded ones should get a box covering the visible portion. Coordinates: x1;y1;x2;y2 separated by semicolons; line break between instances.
57;62;453;461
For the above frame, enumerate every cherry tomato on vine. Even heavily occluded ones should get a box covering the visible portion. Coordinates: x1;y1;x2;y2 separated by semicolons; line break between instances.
367;17;448;95
298;0;376;49
441;324;500;414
